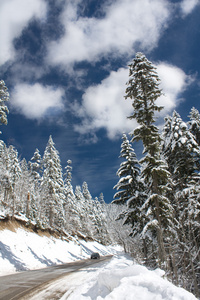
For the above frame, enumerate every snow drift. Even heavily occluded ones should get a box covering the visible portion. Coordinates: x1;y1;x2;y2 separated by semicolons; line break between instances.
0;221;198;300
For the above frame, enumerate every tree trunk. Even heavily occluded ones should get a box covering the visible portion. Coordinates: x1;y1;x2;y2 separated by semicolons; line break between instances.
142;238;148;264
11;193;15;220
154;191;167;268
26;192;30;219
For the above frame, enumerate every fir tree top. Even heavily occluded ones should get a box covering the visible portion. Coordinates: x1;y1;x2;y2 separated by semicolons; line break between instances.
125;52;163;126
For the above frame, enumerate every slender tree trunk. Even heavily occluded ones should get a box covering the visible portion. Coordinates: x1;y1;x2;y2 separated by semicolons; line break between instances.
186;224;199;298
142;238;148;264
26;191;30;219
156;225;166;267
3;189;8;205
179;222;199;297
49;202;53;228
153;175;167;268
169;242;178;285
11;193;15;220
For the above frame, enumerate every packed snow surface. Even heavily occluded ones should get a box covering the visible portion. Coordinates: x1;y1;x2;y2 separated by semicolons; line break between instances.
0;223;198;300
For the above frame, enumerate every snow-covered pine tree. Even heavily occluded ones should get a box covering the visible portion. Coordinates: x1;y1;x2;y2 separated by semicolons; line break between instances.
0;80;9;133
112;133;148;257
125;52;174;269
162;111;200;191
41;136;65;229
179;180;200;296
74;182;98;238
99;192;105;204
18;158;32;216
63;160;81;234
0;142;11;211
188;107;200;170
162;111;200;295
7;146;22;218
74;185;89;235
0;81;9;210
81;181;95;237
113;133;141;205
188;107;200;146
29;148;42;181
89;197;103;242
28;148;42;226
92;196;111;244
82;181;92;201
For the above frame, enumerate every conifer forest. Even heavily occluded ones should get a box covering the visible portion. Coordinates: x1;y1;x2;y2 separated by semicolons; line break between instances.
0;53;200;297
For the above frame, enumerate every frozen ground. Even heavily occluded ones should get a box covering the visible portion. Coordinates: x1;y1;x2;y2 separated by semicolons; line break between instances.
0;222;198;300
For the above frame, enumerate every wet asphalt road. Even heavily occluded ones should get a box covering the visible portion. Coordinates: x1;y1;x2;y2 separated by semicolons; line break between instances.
0;255;113;300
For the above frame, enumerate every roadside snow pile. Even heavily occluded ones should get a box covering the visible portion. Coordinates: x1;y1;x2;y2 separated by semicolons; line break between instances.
0;224;198;300
0;225;122;276
62;256;198;300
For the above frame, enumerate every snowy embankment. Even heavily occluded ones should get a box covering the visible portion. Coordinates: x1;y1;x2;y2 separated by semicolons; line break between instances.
0;221;198;300
0;219;121;276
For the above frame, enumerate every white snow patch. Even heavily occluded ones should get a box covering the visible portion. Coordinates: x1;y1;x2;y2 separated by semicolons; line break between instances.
0;226;121;276
0;226;197;300
58;256;197;300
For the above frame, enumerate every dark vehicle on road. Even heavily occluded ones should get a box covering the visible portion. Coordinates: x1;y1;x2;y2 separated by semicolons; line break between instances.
91;252;100;259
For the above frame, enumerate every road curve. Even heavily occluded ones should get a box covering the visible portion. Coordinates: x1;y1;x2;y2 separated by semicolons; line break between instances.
0;255;113;300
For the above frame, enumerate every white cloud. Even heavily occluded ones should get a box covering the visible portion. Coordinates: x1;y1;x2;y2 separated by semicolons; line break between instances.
73;68;136;139
11;83;65;119
156;63;192;115
0;0;47;65
180;0;200;16
74;62;192;140
47;0;170;67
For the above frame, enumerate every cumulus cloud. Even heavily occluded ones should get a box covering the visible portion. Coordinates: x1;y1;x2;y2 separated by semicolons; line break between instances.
11;83;65;119
74;62;192;140
47;0;170;67
156;63;192;115
180;0;200;16
73;68;136;139
0;0;47;65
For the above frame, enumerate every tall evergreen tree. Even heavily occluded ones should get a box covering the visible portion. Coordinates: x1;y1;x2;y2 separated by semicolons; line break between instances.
94;196;111;244
162;111;200;190
125;52;173;268
162;111;200;295
81;181;95;237
19;158;32;215
112;133;147;255
82;181;92;201
63;160;80;233
90;197;110;244
188;107;200;146
74;185;90;235
28;149;42;225
0;80;9;133
29;148;42;181
0;142;11;210
41;136;65;229
8;146;21;217
113;133;141;205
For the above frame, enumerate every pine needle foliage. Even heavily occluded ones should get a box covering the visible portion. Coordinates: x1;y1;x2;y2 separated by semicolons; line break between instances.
125;52;174;268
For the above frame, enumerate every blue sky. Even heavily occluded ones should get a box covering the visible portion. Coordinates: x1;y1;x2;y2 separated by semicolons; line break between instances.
0;0;200;202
